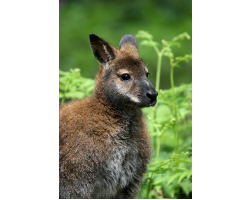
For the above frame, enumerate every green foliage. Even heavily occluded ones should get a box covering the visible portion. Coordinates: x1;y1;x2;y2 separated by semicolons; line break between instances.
136;30;192;199
59;68;95;104
59;31;192;199
138;83;192;199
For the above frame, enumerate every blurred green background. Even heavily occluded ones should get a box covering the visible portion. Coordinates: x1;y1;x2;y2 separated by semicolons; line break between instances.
59;0;192;89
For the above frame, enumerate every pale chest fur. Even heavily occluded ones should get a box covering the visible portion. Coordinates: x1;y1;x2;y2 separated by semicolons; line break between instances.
93;140;142;199
90;110;150;198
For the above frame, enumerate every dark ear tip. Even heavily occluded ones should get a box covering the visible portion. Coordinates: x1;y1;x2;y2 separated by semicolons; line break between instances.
89;34;100;42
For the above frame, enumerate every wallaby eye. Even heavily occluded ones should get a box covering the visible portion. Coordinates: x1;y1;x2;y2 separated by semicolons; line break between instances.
120;73;131;81
146;72;151;78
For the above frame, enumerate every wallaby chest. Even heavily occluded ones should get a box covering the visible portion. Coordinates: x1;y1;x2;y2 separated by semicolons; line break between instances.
93;140;141;198
90;108;146;198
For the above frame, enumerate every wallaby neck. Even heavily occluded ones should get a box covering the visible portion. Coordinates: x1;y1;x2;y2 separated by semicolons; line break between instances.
92;90;142;118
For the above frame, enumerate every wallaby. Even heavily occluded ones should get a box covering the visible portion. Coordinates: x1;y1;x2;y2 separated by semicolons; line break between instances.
59;34;158;199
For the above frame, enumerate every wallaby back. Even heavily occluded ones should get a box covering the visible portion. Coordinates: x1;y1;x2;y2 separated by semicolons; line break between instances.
59;34;158;199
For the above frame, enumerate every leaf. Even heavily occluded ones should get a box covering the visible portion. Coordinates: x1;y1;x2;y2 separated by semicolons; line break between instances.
168;41;181;47
172;32;191;42
152;175;170;185
175;54;192;63
135;30;153;39
59;70;69;76
167;173;182;185
59;92;64;98
173;64;181;68
150;132;160;137
156;99;169;105
59;84;66;90
179;179;192;196
162;46;171;52
179;107;186;119
163;51;174;58
178;171;190;184
140;40;158;47
162;182;176;199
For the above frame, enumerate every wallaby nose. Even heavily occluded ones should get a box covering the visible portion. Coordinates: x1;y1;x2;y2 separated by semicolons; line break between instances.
146;90;158;103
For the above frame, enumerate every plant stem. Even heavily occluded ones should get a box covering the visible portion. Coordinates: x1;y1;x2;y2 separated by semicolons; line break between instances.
155;54;162;92
154;123;161;161
153;54;162;150
146;172;154;199
170;60;179;154
156;134;161;161
153;111;157;150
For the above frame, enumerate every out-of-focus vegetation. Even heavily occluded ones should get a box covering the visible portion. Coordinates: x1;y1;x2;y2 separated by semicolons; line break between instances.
59;69;94;104
59;0;192;89
59;30;192;199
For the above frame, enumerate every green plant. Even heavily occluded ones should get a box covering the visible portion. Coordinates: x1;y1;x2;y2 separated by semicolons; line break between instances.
135;30;192;199
59;68;95;104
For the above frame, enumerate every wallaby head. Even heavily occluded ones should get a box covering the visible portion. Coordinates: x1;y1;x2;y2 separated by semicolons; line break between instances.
89;34;158;108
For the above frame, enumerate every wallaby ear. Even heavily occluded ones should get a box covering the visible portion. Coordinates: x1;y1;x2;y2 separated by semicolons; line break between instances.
119;35;138;50
89;34;115;66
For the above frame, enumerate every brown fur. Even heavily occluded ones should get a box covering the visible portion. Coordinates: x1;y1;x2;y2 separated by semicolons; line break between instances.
59;34;158;199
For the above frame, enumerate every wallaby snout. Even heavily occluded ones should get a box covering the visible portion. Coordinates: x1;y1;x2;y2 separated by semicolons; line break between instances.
146;89;158;106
